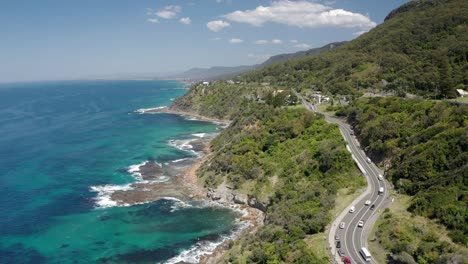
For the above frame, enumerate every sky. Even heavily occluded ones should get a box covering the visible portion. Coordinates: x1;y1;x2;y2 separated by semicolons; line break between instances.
0;0;409;83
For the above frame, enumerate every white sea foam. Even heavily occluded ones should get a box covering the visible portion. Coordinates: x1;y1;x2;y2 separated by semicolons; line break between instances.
163;210;250;264
89;184;133;208
126;160;149;181
192;133;206;138
134;106;166;114
171;158;191;163
168;139;196;153
162;197;194;212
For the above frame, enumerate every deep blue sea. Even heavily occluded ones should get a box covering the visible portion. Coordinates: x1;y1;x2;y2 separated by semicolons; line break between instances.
0;80;238;263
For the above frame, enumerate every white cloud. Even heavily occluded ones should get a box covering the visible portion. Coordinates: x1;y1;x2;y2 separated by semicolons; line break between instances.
212;37;222;41
207;20;230;32
229;38;243;44
290;39;298;43
224;0;376;29
180;17;191;25
294;43;311;49
255;40;269;44
156;5;181;19
254;39;283;44
147;18;159;23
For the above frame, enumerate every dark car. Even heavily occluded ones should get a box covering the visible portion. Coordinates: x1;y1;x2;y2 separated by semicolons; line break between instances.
370;204;375;210
338;248;345;257
336;241;341;248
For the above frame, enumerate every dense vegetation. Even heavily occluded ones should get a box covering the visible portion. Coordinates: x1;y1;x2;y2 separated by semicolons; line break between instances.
373;200;468;264
197;104;364;263
167;1;468;262
242;0;468;98
336;97;467;256
171;82;297;120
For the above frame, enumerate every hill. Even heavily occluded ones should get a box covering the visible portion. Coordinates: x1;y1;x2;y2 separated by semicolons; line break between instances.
336;97;467;261
259;42;346;67
169;42;346;81
243;0;468;98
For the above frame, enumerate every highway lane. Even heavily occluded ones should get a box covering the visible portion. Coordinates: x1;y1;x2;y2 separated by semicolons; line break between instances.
329;117;389;264
295;93;389;263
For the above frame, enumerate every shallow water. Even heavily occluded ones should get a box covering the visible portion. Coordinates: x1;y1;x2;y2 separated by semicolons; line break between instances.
0;80;238;263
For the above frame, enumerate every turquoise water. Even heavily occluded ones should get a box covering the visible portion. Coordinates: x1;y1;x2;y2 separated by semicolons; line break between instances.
0;80;238;263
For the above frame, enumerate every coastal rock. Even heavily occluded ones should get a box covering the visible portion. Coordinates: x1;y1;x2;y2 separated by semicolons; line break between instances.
248;197;268;212
232;193;248;205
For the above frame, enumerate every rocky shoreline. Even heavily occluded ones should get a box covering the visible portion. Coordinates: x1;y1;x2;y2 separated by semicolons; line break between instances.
114;108;264;263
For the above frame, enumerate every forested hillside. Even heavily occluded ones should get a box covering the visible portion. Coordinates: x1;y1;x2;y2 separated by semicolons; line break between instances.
243;0;468;98
336;97;467;261
198;104;364;262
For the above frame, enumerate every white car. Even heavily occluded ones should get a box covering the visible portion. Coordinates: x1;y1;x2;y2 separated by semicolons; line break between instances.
358;220;364;227
378;174;383;181
366;157;372;164
339;222;345;229
364;200;371;206
349;206;355;213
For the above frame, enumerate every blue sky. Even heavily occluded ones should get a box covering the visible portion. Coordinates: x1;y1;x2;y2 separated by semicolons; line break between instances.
0;0;408;82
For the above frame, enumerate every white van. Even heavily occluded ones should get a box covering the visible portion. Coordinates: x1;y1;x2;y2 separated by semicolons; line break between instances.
378;187;384;195
349;206;355;213
360;247;372;262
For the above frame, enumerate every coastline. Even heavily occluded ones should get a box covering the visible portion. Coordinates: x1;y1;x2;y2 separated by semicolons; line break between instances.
160;109;264;264
135;106;231;126
99;107;263;263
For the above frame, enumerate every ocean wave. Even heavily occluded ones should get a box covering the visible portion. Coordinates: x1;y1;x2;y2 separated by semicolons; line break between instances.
171;158;192;163
163;238;226;264
191;133;206;138
89;184;133;208
168;139;196;153
163;210;250;264
163;197;194;212
127;160;149;181
133;106;166;114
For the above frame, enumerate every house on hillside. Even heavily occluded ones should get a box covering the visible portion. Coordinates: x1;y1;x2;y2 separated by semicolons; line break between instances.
456;89;468;97
202;81;210;86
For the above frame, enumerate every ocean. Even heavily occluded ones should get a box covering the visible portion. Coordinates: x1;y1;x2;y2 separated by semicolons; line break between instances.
0;80;239;263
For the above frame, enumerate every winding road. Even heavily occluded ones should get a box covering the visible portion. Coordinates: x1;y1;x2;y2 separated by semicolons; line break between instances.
297;95;390;263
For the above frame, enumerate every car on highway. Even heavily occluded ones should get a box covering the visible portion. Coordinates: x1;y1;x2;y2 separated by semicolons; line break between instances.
358;220;364;227
342;256;352;264
378;187;384;195
339;222;345;229
378;174;383;181
338;248;345;257
335;234;340;241
336;241;341;248
366;157;372;164
370;204;375;210
365;200;371;206
349;206;355;213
